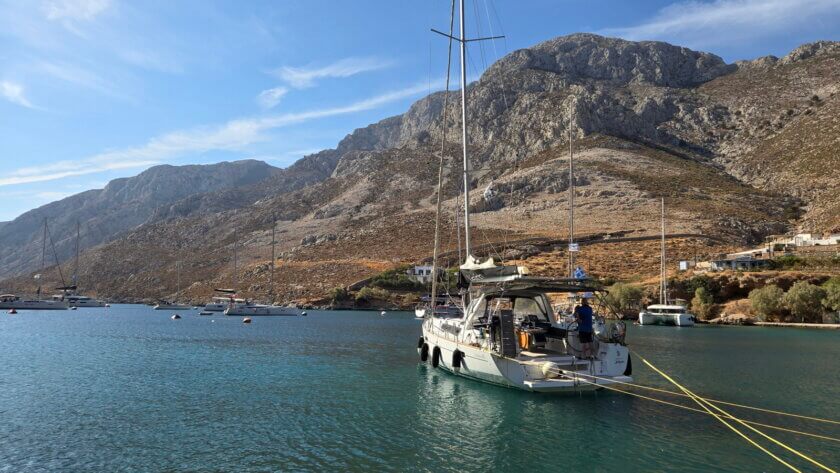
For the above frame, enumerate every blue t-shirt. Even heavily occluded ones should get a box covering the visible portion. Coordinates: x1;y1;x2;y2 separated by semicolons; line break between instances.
575;304;594;333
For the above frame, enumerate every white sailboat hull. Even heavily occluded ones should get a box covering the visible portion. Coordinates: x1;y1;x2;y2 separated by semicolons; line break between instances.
0;299;68;310
420;320;631;393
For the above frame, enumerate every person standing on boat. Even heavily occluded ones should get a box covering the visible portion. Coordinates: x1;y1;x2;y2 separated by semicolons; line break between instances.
574;297;594;359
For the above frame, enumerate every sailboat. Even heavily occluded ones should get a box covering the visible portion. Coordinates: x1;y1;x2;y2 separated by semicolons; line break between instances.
52;221;106;308
224;222;297;316
0;219;68;310
153;261;192;310
418;1;632;392
638;199;695;326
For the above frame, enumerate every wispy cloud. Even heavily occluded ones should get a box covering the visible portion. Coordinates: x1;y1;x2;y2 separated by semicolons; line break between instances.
273;57;393;88
0;158;159;186
0;81;36;109
0;81;435;187
34;60;126;99
601;0;840;49
257;86;288;110
42;0;111;22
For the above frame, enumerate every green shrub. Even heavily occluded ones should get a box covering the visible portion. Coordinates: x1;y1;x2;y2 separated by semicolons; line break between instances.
748;285;784;321
604;283;643;317
330;287;350;303
676;275;721;302
355;286;391;303
783;281;826;323
822;277;840;312
369;266;428;291
691;287;716;320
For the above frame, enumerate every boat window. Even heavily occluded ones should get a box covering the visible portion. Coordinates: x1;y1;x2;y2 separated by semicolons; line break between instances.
514;297;549;322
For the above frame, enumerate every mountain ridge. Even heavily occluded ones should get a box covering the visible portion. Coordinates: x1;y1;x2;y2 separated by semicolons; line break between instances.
1;33;838;301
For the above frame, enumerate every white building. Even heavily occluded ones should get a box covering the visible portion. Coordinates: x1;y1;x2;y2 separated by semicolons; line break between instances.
406;265;436;283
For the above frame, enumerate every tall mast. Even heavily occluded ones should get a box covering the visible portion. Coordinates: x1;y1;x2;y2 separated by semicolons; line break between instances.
41;218;47;271
74;220;80;288
176;260;181;300
270;222;276;302
660;198;667;305
430;0;456;309
568;99;576;277
233;228;239;290
458;0;471;261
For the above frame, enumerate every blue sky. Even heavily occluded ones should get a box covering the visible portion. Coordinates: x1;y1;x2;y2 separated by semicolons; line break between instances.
1;0;839;221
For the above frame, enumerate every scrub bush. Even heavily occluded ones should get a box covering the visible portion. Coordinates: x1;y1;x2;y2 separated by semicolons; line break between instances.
748;285;784;321
783;281;826;323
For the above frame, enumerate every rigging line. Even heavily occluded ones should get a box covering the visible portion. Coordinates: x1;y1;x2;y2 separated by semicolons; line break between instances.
471;0;488;75
549;371;840;444
640;356;837;473
554;368;840;429
46;220;67;288
430;0;457;302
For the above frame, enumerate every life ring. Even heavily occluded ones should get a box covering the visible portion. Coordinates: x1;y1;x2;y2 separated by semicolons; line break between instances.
431;347;441;368
452;350;463;369
420;343;429;362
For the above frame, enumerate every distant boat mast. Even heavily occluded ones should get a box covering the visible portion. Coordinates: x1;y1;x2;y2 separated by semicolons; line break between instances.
660;198;668;305
568;99;576;278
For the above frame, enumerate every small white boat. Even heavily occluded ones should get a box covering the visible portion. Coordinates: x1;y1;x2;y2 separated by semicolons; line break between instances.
224;304;297;316
639;304;695;326
0;294;68;310
153;301;193;310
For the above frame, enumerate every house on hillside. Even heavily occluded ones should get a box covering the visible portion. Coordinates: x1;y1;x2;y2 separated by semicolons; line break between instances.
709;250;771;271
406;265;436;283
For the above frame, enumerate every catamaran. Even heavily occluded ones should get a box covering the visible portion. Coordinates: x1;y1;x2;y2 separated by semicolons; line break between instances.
418;1;632;392
638;199;695;326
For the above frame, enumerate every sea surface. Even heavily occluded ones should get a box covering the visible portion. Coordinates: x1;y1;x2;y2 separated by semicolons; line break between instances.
0;305;838;472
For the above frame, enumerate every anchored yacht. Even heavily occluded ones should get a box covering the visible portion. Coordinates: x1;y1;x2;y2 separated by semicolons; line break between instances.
638;199;695;326
639;304;695;326
224;304;297;316
204;296;245;312
419;264;632;392
0;294;68;310
53;293;107;308
153;301;192;310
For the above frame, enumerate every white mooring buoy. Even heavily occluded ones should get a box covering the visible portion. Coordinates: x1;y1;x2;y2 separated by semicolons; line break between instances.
171;314;181;320
243;317;252;324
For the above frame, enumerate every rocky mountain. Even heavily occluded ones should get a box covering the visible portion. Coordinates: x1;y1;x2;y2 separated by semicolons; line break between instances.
0;160;278;279
2;34;838;302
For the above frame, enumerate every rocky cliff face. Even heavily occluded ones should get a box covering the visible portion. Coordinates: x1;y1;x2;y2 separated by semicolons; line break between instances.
0;160;278;278
2;34;838;301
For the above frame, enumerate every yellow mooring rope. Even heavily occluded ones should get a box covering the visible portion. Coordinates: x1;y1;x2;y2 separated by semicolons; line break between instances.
554;369;840;444
636;353;837;473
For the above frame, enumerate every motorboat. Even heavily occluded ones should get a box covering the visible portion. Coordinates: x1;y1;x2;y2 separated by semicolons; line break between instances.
639;304;695;326
0;294;68;310
419;263;632;392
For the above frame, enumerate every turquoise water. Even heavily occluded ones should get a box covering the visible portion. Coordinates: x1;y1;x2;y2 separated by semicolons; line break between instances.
0;306;838;472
